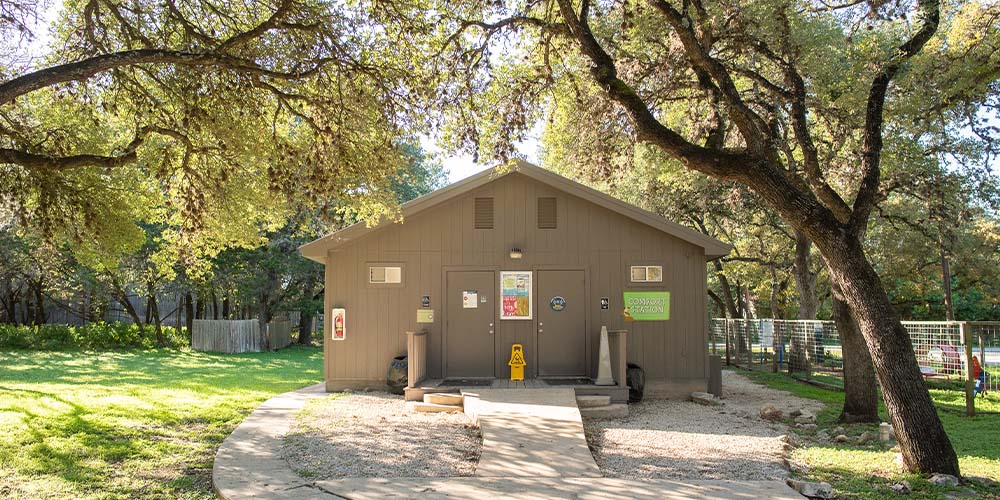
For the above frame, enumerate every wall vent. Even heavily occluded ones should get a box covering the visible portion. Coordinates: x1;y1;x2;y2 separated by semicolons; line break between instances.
537;197;557;229
474;197;494;229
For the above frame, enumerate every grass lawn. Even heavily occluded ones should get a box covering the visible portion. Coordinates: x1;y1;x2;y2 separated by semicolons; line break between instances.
744;370;1000;499
0;346;323;499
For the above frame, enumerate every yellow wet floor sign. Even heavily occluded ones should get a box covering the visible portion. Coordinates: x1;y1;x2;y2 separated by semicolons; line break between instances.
508;344;526;381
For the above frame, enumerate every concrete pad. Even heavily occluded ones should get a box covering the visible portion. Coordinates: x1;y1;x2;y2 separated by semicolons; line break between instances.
468;388;602;478
576;395;611;408
313;477;804;499
412;402;464;413
425;393;464;406
580;403;628;419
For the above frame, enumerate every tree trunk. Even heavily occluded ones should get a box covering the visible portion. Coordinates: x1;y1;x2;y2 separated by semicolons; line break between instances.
148;291;166;347
184;292;194;335
298;312;312;345
712;260;740;318
212;290;220;320
832;279;879;423
222;295;230;319
793;230;819;320
195;295;205;320
175;294;183;331
32;280;46;325
819;234;959;475
940;249;954;321
707;289;726;317
115;289;144;331
259;294;272;350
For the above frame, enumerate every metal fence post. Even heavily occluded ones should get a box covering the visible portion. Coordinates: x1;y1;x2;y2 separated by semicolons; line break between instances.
771;322;779;373
960;322;975;417
725;319;732;366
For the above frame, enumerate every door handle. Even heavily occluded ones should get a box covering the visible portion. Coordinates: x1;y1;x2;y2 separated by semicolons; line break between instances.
489;323;494;335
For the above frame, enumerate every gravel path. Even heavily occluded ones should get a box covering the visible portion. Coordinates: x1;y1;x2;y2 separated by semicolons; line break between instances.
281;392;481;478
584;370;825;481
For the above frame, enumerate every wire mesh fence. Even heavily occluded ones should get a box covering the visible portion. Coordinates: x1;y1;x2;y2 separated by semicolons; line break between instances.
709;318;999;405
967;322;1000;397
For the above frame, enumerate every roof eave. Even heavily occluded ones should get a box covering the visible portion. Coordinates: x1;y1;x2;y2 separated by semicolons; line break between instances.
299;160;734;262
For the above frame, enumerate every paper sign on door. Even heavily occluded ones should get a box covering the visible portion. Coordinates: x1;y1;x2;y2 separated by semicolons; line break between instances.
463;291;478;308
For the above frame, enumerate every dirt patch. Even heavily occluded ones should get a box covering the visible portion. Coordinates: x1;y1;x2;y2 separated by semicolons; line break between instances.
281;392;481;478
585;370;824;480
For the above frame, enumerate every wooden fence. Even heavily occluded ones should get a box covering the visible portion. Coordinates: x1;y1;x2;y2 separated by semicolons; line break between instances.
267;320;293;350
192;320;262;353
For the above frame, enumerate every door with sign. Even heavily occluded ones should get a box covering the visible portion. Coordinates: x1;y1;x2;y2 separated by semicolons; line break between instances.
537;269;586;377
445;270;496;378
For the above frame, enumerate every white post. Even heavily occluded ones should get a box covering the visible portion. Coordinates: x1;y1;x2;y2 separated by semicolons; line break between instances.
595;325;615;386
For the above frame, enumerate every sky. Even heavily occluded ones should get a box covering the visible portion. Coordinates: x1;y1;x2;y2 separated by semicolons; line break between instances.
421;131;542;184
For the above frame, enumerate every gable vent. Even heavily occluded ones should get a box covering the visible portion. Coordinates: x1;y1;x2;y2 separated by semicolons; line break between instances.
537;197;557;229
474;197;494;229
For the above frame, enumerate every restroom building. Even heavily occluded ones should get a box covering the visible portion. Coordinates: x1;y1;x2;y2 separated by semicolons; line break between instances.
300;162;731;397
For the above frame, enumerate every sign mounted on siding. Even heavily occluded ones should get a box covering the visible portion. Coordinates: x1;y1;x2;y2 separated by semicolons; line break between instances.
331;308;346;340
622;291;670;321
500;271;532;319
416;309;434;323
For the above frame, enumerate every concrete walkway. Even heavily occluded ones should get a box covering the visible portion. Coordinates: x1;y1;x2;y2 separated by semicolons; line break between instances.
213;384;804;500
309;477;803;499
463;388;601;477
213;383;327;499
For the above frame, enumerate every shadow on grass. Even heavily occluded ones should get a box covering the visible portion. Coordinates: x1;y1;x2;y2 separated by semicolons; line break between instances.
739;369;1000;499
0;345;323;499
0;385;142;487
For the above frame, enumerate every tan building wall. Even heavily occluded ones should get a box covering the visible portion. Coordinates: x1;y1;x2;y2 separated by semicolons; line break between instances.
319;172;713;392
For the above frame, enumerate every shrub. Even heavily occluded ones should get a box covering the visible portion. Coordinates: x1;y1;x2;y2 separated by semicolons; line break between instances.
0;322;191;350
0;324;32;349
36;324;73;348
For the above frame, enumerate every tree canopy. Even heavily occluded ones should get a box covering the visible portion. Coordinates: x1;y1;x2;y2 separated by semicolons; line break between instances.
0;0;421;273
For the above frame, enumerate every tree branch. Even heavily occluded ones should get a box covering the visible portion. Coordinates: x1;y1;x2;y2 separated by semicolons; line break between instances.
0;48;332;105
849;0;941;235
646;0;772;151
553;0;742;177
216;0;294;52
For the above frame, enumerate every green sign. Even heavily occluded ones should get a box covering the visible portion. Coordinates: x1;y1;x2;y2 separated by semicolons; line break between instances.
623;291;670;321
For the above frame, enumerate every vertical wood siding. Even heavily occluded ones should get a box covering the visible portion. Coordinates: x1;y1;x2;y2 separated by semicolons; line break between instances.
324;173;708;384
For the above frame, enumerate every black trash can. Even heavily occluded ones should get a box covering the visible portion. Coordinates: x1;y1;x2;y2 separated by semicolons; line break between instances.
626;362;645;403
386;355;408;394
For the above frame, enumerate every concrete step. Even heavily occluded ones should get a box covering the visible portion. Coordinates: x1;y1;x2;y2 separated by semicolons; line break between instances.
424;393;464;406
412;402;464;413
580;403;628;419
576;395;611;408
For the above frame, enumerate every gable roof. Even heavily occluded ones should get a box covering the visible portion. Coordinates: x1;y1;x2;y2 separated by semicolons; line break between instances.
299;161;732;262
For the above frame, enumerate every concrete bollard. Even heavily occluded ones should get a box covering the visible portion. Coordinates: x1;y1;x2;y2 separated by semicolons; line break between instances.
709;354;723;397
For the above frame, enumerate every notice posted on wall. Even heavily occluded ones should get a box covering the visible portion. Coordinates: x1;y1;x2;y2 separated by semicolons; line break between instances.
500;271;532;320
622;291;670;321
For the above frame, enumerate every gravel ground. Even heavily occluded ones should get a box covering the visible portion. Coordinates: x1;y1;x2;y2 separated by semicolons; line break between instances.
584;370;825;480
281;392;481;478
